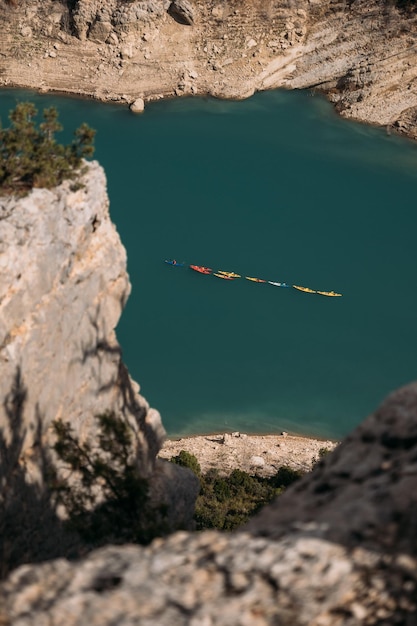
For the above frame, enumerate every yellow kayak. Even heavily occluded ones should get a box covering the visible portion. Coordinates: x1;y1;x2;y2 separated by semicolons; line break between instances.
213;272;235;280
317;290;342;297
217;270;241;278
293;285;317;294
246;276;267;283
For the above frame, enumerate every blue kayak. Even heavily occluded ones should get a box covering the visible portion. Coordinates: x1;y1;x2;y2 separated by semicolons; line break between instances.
165;259;185;267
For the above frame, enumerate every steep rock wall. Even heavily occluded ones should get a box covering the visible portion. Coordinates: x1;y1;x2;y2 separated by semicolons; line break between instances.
1;0;417;138
0;163;198;573
0;161;164;468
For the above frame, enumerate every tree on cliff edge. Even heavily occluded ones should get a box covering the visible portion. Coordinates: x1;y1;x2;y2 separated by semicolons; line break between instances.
0;102;95;196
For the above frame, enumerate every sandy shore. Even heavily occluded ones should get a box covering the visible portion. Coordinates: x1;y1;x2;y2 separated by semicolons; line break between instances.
158;432;339;477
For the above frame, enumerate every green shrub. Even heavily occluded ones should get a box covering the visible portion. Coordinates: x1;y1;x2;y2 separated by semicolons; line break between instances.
268;465;303;489
51;413;168;547
170;455;304;532
0;102;95;196
312;446;333;467
319;447;331;458
195;469;274;531
170;449;202;477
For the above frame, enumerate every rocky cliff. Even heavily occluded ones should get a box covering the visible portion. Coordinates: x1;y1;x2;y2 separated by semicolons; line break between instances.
1;0;417;139
1;3;417;620
0;160;164;467
0;161;198;575
1;382;417;625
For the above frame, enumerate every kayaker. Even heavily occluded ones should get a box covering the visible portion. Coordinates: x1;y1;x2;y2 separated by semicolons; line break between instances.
172;259;177;265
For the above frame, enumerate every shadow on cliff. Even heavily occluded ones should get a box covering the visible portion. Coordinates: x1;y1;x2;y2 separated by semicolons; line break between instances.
0;367;83;580
79;304;161;462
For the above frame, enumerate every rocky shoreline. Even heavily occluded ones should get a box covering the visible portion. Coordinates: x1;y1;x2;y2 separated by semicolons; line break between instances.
159;431;338;476
1;0;417;140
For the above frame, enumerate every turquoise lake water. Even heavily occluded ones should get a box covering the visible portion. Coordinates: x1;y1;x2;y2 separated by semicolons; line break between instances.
1;88;417;439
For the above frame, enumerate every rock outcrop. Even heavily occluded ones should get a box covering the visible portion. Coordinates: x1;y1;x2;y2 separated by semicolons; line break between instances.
245;381;417;557
0;161;162;469
1;0;417;138
167;0;195;26
0;161;198;576
1;382;417;624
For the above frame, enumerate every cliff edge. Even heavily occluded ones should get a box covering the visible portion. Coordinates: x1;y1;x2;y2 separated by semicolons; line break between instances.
0;161;199;575
0;161;163;468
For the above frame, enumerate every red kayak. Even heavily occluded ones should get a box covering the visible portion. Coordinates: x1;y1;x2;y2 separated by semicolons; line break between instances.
189;265;213;275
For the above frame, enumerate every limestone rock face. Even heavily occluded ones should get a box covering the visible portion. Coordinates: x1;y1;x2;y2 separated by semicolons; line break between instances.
0;163;198;575
72;0;166;41
0;161;164;470
1;530;416;624
72;0;117;41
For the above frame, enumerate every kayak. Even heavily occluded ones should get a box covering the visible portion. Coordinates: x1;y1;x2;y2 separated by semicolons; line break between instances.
165;259;184;267
189;265;213;275
293;285;317;294
213;272;235;280
246;276;267;283
217;270;241;278
268;281;290;288
317;290;342;297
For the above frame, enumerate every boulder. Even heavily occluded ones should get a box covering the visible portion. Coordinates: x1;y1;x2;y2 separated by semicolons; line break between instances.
130;98;145;113
167;0;195;25
88;19;113;44
249;455;265;468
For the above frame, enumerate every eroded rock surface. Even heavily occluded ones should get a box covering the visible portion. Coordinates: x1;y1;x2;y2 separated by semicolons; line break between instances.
245;381;417;558
1;0;417;138
1;530;416;625
0;161;163;469
159;432;338;476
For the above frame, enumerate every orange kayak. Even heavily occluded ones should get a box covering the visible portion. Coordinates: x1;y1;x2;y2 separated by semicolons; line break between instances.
189;265;212;275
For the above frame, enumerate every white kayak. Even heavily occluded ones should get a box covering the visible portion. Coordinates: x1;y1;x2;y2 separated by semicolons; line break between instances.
268;281;290;288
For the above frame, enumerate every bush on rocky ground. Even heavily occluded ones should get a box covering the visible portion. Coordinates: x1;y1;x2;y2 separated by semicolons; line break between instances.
171;450;303;530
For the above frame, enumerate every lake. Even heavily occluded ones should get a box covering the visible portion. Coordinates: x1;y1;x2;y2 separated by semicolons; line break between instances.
1;87;416;439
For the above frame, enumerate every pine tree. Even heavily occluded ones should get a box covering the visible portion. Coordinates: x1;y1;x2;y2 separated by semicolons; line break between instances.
0;102;96;196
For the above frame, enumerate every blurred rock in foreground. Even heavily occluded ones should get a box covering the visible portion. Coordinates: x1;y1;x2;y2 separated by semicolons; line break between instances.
2;382;417;624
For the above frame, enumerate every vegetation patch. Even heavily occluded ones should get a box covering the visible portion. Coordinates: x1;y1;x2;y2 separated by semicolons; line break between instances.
171;451;303;531
0;102;95;196
50;417;304;544
52;413;169;547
